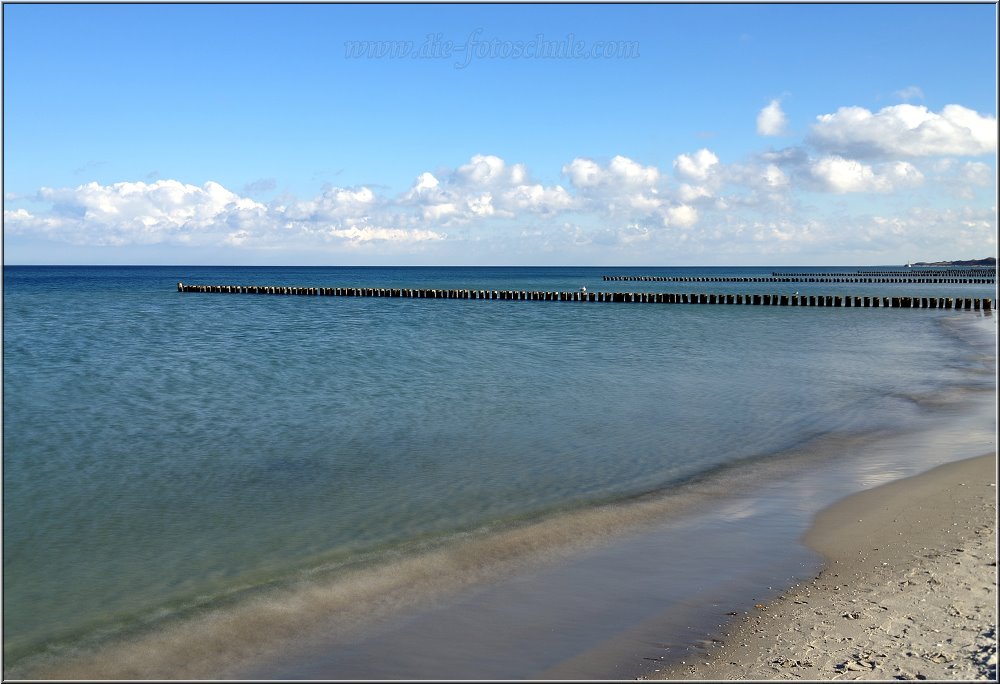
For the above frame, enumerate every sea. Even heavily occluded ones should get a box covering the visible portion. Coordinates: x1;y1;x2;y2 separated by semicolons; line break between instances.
2;265;996;679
